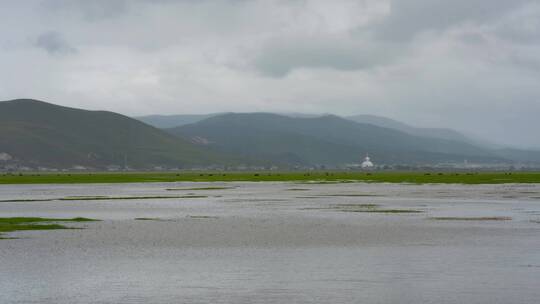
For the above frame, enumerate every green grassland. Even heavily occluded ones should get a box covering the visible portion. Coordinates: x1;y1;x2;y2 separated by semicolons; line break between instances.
1;171;540;184
0;217;98;239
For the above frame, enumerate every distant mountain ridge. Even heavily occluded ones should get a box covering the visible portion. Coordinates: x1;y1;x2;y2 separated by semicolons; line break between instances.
168;112;506;166
138;112;479;145
2;100;538;169
136;114;219;129
492;148;540;164
346;114;472;143
0;99;225;168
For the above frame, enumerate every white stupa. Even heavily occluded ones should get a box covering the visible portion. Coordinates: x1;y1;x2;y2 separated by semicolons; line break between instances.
361;154;374;169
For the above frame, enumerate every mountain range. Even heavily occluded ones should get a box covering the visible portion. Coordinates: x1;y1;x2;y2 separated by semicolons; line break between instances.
0;99;225;169
138;112;483;146
167;113;505;166
1;99;539;169
136;114;218;129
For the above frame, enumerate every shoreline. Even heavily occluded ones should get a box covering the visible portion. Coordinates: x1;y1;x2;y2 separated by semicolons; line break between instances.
1;171;540;185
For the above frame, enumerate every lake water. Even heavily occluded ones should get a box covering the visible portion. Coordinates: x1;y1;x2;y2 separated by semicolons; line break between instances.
1;182;540;303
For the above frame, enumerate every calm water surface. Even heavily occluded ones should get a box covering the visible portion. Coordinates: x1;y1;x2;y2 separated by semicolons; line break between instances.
1;182;539;303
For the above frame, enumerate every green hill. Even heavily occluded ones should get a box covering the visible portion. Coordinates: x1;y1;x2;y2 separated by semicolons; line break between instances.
168;113;506;165
0;99;225;169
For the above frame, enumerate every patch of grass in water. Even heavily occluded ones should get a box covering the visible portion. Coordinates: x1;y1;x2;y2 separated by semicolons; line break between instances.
166;187;234;191
3;195;209;203
301;204;379;211
66;217;98;222
430;216;512;221
337;208;424;214
302;203;422;214
59;195;208;201
187;215;219;219
0;198;54;203
134;217;169;221
316;194;381;197
59;196;106;200
343;209;423;214
60;195;160;200
0;217;98;239
62;196;108;199
334;203;380;209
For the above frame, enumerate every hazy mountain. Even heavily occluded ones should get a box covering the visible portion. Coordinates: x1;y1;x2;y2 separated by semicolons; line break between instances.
139;113;488;148
136;113;332;129
493;148;540;164
0;99;225;168
3;100;531;169
136;114;219;129
346;114;473;143
169;113;506;165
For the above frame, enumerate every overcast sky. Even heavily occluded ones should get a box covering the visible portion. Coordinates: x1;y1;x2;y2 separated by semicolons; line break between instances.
1;0;539;148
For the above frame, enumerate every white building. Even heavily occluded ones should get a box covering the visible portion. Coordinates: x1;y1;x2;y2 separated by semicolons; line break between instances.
0;152;12;161
361;154;374;169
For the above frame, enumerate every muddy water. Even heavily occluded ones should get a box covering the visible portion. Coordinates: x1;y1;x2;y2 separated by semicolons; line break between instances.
1;182;540;303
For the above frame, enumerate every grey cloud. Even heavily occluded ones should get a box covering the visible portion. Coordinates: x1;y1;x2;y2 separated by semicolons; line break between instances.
40;0;129;21
254;36;400;77
253;0;535;77
508;53;540;74
34;31;77;55
1;0;540;147
39;0;238;21
497;27;540;45
456;32;489;45
492;5;540;45
372;0;531;41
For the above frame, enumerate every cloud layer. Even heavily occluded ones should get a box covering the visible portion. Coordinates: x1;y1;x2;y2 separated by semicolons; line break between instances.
0;0;539;148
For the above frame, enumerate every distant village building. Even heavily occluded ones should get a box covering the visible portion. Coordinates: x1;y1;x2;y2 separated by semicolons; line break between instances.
71;165;88;171
361;154;374;169
0;152;13;161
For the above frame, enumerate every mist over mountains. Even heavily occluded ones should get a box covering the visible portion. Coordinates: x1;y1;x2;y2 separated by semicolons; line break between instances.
139;113;483;145
1;99;539;170
167;113;504;166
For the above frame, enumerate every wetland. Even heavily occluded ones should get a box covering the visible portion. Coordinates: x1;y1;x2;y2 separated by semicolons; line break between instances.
1;181;540;303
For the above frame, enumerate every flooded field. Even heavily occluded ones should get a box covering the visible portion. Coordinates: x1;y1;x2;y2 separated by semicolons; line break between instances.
1;182;540;303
